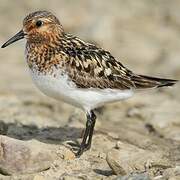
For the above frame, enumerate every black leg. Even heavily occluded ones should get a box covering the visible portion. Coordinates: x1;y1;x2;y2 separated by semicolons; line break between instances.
76;110;96;157
85;111;96;150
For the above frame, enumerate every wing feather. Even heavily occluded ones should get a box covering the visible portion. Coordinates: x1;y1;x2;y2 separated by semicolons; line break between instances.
57;34;177;90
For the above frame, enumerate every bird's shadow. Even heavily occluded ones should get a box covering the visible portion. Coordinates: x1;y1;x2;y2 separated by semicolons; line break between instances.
0;120;83;145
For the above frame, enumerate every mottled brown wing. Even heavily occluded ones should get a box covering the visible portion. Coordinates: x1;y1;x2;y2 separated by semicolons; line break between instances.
60;35;177;90
61;37;136;89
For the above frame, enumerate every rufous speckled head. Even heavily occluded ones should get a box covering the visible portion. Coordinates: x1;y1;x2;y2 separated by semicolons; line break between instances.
1;11;64;48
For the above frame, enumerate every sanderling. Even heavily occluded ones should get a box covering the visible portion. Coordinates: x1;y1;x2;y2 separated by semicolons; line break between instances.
1;11;178;156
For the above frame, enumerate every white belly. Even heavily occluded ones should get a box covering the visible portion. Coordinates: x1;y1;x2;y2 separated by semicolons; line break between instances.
30;71;134;112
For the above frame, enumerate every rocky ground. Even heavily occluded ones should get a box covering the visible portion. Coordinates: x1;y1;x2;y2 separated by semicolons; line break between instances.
0;0;180;179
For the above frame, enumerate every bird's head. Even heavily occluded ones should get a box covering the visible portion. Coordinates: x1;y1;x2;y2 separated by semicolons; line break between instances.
1;11;64;48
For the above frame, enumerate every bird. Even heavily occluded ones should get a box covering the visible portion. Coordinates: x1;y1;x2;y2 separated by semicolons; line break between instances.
1;10;178;157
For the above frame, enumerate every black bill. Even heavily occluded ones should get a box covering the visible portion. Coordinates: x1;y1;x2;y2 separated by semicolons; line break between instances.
1;30;25;48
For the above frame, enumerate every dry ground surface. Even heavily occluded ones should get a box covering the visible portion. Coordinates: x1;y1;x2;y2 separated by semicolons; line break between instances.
0;1;180;179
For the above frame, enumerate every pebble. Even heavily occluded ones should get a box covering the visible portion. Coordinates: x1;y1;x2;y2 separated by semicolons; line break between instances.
33;175;45;180
115;173;150;180
106;142;172;176
0;135;55;175
62;148;76;160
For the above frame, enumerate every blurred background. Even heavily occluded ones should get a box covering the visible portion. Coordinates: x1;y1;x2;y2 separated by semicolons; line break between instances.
0;0;180;179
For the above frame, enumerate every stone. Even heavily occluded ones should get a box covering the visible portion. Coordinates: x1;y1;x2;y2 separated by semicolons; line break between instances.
106;142;172;176
0;135;55;175
61;148;76;160
33;175;45;180
115;173;150;180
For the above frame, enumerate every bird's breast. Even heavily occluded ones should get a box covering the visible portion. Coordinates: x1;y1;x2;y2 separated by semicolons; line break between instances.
29;69;84;107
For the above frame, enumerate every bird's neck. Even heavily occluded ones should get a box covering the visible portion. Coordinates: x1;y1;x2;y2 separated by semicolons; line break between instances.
25;40;61;74
25;33;81;74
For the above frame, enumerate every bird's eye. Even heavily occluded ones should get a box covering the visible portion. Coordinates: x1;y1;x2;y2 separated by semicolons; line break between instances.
36;20;43;27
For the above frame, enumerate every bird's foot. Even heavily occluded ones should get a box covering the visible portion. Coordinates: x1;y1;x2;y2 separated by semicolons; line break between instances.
75;143;91;157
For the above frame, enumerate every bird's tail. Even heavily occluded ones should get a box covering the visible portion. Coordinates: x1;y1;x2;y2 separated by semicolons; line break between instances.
131;74;178;89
